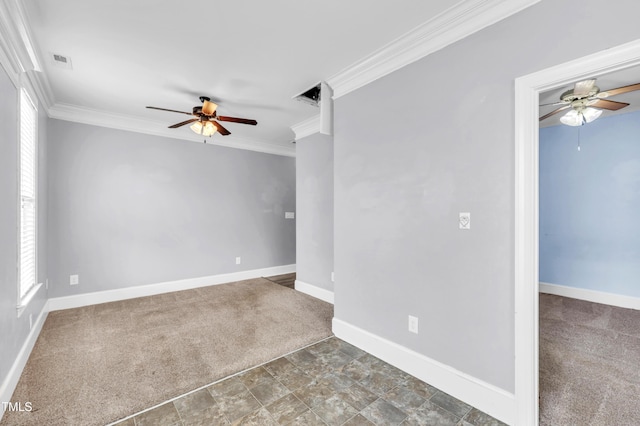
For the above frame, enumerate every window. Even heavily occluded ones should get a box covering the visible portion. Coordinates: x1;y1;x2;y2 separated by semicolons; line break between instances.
19;88;37;303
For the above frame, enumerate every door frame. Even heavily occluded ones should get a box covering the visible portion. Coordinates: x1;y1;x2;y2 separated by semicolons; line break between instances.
513;39;640;425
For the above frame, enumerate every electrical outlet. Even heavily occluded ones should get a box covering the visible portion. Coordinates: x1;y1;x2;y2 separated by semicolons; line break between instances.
459;212;471;229
235;257;241;265
70;274;79;285
45;278;49;290
331;272;335;282
408;315;419;334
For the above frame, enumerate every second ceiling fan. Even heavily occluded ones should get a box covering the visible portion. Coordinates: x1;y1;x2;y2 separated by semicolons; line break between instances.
147;96;257;137
540;79;640;126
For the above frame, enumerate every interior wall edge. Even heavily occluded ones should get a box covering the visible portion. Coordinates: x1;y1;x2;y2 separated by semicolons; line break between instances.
332;318;515;425
294;280;334;304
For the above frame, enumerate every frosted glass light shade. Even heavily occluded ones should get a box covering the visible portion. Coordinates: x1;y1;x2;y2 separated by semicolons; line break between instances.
560;107;602;126
202;121;217;136
582;107;602;123
190;121;203;134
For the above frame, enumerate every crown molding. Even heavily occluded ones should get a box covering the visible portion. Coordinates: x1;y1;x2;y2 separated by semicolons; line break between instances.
327;0;540;99
291;114;320;140
49;103;296;157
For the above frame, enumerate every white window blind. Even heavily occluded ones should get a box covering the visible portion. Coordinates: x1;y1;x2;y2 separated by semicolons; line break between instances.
20;88;37;300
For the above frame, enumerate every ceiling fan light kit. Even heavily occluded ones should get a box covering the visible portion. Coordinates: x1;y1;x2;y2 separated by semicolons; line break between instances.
146;96;257;138
559;106;602;126
540;79;639;126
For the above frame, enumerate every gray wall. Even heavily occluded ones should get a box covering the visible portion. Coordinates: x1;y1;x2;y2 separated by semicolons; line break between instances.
47;120;295;298
333;0;640;393
0;64;48;389
296;133;334;291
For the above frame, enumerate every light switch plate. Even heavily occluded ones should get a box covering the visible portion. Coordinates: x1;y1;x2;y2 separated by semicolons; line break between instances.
459;212;470;229
70;274;79;285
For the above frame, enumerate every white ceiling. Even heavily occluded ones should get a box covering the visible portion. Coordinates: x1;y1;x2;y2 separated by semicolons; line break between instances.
22;0;461;152
539;65;640;128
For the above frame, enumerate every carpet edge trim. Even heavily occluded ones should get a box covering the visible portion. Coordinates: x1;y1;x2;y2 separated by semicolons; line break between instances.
294;279;334;304
104;335;334;426
48;264;296;311
332;318;515;426
540;282;640;310
0;302;49;420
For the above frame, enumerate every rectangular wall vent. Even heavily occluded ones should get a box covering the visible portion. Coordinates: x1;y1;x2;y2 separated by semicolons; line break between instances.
50;52;73;69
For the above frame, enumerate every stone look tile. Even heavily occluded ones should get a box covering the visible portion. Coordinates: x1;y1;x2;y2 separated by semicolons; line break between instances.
340;359;371;382
134;402;182;426
215;390;261;422
307;340;337;356
359;371;403;396
462;408;506;426
239;367;274;389
288;409;327;425
430;392;472;419
265;393;308;424
402;377;439;400
286;348;318;369
316;372;356;393
180;405;229;426
293;382;336;408
312;394;360;426
316;349;354;371
173;389;217;417
384;387;425;415
338;383;379;411
231;407;278;426
335;341;368;359
276;366;314;391
360;398;407;425
248;377;290;406
402;401;460;426
343;414;376;425
208;377;247;398
263;357;298;379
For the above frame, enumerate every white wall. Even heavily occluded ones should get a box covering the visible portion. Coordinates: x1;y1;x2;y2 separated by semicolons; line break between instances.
47;119;296;298
295;133;334;293
333;0;640;401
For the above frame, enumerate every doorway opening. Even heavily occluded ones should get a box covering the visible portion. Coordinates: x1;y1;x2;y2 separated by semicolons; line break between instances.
514;39;640;425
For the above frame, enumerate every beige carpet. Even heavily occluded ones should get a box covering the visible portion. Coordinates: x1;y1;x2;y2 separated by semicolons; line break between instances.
539;293;640;425
2;278;333;426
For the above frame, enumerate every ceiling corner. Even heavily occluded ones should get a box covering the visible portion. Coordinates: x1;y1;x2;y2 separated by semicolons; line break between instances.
291;114;320;140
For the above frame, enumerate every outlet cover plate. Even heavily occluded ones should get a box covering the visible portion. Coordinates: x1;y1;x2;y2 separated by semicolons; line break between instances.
408;315;419;334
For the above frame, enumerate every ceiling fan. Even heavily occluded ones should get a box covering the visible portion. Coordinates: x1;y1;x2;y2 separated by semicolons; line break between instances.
540;79;640;126
146;96;257;137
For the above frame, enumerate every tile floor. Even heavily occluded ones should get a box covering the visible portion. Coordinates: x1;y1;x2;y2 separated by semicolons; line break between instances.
113;337;504;426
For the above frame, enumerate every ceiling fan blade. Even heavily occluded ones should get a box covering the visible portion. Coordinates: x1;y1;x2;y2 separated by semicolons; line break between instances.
217;116;258;125
146;106;194;116
212;121;231;135
598;82;640;97
539;105;571;121
573;79;596;96
588;99;629;110
168;118;198;128
539;101;569;107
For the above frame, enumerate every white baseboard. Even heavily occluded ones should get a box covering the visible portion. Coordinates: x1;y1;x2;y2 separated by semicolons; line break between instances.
540;282;640;310
48;264;296;312
0;302;48;420
294;280;334;304
332;318;515;425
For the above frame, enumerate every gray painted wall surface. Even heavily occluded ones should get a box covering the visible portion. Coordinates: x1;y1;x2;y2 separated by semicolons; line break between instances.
0;65;48;388
296;133;334;291
47;120;295;298
333;0;640;393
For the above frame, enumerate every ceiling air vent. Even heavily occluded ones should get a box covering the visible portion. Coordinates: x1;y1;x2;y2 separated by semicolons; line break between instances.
294;83;321;107
50;52;73;69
